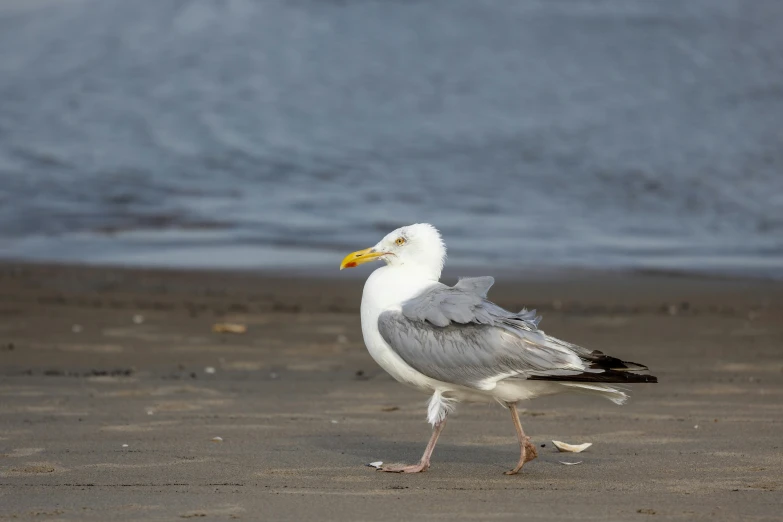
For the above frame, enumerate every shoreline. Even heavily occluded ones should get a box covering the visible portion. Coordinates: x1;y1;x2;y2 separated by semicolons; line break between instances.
3;254;781;283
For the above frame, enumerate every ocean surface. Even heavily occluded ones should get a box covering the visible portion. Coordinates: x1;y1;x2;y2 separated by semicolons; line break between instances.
1;0;782;278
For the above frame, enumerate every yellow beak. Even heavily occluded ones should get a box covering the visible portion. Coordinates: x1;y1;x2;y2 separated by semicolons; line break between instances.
340;247;386;270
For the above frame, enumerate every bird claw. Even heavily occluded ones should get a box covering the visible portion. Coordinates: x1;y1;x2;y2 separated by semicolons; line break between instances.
376;462;429;473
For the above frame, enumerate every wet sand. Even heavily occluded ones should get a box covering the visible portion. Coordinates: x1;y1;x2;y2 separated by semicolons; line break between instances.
1;262;782;521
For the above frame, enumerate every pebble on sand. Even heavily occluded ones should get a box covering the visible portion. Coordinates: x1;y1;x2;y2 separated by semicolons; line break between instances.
212;323;247;334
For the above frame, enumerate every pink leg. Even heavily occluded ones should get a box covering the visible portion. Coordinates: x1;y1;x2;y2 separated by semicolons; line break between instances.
504;402;537;475
377;419;446;473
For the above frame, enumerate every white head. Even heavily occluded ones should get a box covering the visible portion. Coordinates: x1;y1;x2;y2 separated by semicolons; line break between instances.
340;223;447;280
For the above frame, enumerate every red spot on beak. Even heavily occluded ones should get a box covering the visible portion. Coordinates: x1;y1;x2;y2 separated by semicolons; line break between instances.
344;262;357;268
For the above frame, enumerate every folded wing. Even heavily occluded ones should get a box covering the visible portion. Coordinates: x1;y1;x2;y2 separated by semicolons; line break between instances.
377;277;657;391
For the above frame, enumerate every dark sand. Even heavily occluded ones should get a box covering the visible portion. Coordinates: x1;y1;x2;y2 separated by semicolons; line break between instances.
1;263;782;521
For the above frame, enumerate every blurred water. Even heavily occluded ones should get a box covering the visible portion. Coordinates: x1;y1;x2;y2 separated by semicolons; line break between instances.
1;0;782;277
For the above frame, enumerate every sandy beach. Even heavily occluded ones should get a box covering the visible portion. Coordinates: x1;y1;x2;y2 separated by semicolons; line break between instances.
1;262;781;521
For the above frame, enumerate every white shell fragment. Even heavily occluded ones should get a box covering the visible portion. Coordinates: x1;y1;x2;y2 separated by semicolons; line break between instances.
559;461;583;466
211;436;223;442
204;367;216;374
122;444;129;448
367;461;383;469
552;440;592;453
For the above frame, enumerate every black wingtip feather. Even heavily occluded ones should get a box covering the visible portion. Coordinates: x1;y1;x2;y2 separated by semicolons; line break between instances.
586;350;650;372
530;371;658;384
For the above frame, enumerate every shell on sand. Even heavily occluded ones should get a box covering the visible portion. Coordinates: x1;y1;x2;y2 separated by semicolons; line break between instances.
212;323;247;334
552;440;592;453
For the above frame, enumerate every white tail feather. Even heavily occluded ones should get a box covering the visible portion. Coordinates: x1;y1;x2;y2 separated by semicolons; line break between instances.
560;383;629;405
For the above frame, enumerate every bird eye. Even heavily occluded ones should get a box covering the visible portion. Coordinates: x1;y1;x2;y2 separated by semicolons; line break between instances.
395;237;405;246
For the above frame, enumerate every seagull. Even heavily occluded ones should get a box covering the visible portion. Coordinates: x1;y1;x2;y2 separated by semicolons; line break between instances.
340;223;657;474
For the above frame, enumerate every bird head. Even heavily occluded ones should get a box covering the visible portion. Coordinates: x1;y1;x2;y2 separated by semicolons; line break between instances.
340;223;446;279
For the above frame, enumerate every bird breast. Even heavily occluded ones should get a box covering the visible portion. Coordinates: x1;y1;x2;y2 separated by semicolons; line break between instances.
359;266;441;389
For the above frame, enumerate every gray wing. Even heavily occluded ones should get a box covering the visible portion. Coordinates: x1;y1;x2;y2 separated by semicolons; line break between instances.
400;276;540;328
378;277;652;390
